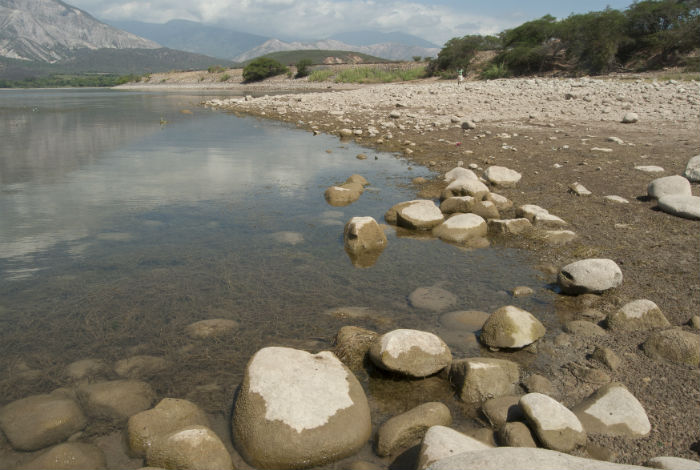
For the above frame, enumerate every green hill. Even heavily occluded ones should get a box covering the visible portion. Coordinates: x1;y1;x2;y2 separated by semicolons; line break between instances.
250;50;391;66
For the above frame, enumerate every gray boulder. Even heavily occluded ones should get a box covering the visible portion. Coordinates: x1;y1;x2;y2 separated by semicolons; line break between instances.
451;358;520;403
186;319;239;339
643;328;700;367
647;175;692;199
417;426;491;470
426;447;648;470
622;112;639;123
78;380;156;421
376;402;452;457
683;155;700;182
606;299;670;331
344;216;387;253
395;200;445;230
442;178;490;200
433;214;487;243
127;398;211;457
471;200;500;220
657;194;700;220
520;393;586;452
445;167;478;183
485;192;513;211
64;358;110;382
480;306;546;349
0;393;87;451
558;258;623;294
232;347;371;469
573;383;650;438
369;329;452;378
484;166;522;188
19;443;106;470
440;196;476;214
147;425;233;470
346;174;369;186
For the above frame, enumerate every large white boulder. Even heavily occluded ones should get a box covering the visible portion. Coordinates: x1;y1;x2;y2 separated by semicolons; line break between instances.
386;200;444;229
344;216;387;252
683;154;700;182
417;426;491;470
445;167;478;183
370;329;452;378
442;178;490;200
657;194;700;220
558;258;623;294
484;166;522;188
232;347;371;469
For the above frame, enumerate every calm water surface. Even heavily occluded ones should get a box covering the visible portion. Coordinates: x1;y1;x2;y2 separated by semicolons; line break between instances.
0;89;552;467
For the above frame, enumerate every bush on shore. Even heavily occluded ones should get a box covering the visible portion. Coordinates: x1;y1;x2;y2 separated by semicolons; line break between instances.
242;58;288;82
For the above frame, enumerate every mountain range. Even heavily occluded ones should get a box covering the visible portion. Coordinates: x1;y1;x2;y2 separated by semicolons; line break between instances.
0;0;442;80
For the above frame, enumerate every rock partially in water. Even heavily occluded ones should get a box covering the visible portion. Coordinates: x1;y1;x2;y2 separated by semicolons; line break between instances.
647;175;691;199
346;174;369;186
451;358;520;403
343;216;387;253
417;425;491;470
471;200;500;220
147;425;233;470
78;380;156;421
643;328;700;367
114;355;169;379
558;258;623;295
657;194;700;220
573;382;650;438
325;183;363;206
440;196;475;214
484;166;522;188
683;154;700;182
520;393;586;452
271;231;305;245
375;402;452;457
433;214;487;243
370;329;452;378
127;398;211;457
409;286;458;312
487;218;532;235
479;306;545;349
232;347;371;469
606;299;670;331
0;393;87;451
186;318;240;339
392;199;445;230
334;326;378;371
18;442;106;470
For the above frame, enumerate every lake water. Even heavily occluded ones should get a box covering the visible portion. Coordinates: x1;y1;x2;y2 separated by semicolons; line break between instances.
0;89;551;467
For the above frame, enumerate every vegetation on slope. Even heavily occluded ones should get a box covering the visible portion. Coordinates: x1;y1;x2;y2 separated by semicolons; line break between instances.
252;50;390;66
429;0;700;78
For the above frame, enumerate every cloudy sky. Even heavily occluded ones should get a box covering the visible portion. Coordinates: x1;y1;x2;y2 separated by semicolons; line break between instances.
70;0;636;45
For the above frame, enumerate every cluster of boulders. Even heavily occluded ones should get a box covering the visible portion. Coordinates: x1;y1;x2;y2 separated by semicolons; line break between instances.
324;174;369;206
646;155;700;220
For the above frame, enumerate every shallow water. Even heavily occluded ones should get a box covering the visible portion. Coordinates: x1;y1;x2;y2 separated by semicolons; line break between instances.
0;89;552;467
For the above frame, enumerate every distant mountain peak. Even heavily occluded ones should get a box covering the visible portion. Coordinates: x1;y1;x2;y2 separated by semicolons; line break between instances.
0;0;159;62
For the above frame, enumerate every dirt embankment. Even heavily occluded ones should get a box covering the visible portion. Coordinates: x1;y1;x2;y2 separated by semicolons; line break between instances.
203;76;700;465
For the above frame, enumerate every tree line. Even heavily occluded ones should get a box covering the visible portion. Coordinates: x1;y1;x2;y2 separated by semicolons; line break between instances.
428;0;699;78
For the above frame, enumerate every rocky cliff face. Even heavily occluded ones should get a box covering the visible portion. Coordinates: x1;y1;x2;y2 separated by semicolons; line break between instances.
0;0;159;62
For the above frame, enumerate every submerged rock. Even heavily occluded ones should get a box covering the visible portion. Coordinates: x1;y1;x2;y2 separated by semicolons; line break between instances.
369;329;452;378
232;347;371;469
325;183;363;206
433;214;487;243
409;286;458;312
114;355;169;379
186;318;240;339
78;380;156;421
0;393;87;451
19;442;106;470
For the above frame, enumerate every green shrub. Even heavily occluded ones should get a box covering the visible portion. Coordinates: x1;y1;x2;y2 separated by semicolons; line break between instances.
242;57;288;82
208;65;226;73
295;59;313;78
333;66;426;84
426;35;501;76
480;62;510;79
412;56;422;62
219;73;230;82
308;69;335;82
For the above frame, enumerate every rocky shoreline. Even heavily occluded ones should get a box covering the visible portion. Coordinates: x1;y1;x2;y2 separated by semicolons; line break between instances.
0;76;698;469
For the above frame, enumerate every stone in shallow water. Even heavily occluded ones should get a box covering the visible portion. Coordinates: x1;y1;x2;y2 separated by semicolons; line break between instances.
64;358;110;381
19;442;106;469
370;329;452;378
343;216;387;252
417;425;491;470
186;318;239;339
114;355;169;379
433;214;487;243
409;286;458;312
396;200;445;230
78;380;156;421
147;425;233;470
232;347;371;469
271;231;304;245
0;394;87;451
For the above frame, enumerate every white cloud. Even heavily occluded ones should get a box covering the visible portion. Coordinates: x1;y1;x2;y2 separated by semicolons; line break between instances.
69;0;513;45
